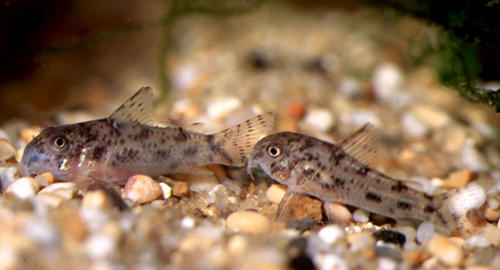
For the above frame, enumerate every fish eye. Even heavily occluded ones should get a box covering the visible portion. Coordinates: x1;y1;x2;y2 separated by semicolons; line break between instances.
266;145;282;158
52;136;67;149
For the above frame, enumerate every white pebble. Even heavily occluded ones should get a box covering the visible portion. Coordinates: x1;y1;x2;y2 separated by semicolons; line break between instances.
401;113;428;138
226;210;270;234
372;63;410;107
339;78;361;97
22;217;59;247
38;182;77;200
123;174;162;203
416;222;435;243
304;108;335;132
0;243;17;269
347;111;381;127
84;232;117;260
377;257;397;270
180;216;196;229
318;225;345;245
448;183;486;217
465;236;491;249
159;182;172;199
174;64;198;90
487;196;500;210
6;177;39;200
352;209;370;223
0;166;18;191
266;184;286;204
314;253;348;270
394;226;416;243
207;97;242;119
0;139;16;161
461;140;488;172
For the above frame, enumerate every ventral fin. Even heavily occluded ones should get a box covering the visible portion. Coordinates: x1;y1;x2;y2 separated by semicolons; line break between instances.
339;123;383;166
109;86;155;125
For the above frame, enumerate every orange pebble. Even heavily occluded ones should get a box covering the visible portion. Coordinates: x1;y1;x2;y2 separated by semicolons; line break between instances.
285;100;307;118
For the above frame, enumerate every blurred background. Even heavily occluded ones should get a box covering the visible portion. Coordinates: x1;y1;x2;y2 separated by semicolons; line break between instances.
1;0;499;125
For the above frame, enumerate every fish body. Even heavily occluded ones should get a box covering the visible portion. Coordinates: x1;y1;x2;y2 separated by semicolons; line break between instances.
21;87;275;185
247;130;470;235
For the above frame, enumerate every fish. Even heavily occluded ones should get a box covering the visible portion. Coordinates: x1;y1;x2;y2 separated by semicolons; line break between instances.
247;126;486;235
21;86;275;186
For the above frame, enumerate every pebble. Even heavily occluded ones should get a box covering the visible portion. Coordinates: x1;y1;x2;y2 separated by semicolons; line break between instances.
416;222;435;244
347;232;375;252
402;248;431;267
352;209;370;223
22;217;59;247
20;127;41;143
280;193;323;221
411;104;451;129
38;182;77;200
323;202;352;224
226;210;271;234
486;195;499;210
82;190;112;209
318;225;345;245
303;107;335;132
285;100;306;118
372;63;410;107
394;226;416;244
339;77;361;98
159;182;172;199
314;253;349;270
6;177;39;200
0;139;16;161
428;236;463;267
401;112;429;138
347;110;381;127
227;234;248;255
172;181;189;197
123;174;162;203
448;183;486;217
377;257;397;270
484;206;499;222
34;172;55;186
207;97;242;119
442;170;473;188
465;236;491;249
0;166;17;191
266;184;287;204
84;232;117;260
461;140;488;172
35;193;65;208
180;216;196;229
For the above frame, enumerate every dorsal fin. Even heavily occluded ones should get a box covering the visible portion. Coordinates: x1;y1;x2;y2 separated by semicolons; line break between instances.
339;124;381;166
109;86;155;125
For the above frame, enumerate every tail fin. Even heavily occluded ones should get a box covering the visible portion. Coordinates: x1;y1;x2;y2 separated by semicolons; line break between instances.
212;112;275;167
432;182;487;235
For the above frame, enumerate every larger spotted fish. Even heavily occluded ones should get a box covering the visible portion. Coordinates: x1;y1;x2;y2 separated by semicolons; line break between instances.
247;127;486;235
21;87;275;186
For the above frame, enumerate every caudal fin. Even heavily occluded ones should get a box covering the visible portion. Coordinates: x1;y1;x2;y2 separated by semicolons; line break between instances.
433;182;487;235
212;112;275;167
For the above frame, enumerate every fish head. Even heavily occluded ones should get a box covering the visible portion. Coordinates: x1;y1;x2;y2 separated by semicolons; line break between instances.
247;132;304;185
21;121;107;181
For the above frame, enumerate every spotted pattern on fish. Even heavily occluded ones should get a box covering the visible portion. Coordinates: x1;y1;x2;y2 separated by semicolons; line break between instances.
247;131;464;235
21;87;275;186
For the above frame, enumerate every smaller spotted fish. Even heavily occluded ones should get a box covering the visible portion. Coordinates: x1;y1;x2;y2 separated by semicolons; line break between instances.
247;126;486;235
21;87;275;186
